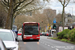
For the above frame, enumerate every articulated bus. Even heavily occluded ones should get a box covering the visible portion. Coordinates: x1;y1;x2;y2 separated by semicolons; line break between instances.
22;22;40;41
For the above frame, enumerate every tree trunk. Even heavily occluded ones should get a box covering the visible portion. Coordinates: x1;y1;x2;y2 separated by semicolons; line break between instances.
10;2;14;30
62;5;65;30
5;7;11;29
5;0;13;29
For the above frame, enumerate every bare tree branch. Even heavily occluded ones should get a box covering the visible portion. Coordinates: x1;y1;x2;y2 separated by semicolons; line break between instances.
6;0;9;7
15;0;34;11
14;6;42;18
59;0;70;7
13;0;28;13
1;1;8;10
59;0;64;5
14;0;26;6
2;1;8;6
4;0;8;3
65;0;70;7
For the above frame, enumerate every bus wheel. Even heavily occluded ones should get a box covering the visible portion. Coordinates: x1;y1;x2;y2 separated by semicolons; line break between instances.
23;40;25;41
36;40;39;41
22;39;24;41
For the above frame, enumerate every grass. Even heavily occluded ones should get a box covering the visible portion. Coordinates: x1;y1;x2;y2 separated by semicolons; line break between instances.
50;37;75;45
0;27;3;28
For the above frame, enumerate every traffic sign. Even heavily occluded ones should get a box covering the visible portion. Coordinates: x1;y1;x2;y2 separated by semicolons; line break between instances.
53;20;56;23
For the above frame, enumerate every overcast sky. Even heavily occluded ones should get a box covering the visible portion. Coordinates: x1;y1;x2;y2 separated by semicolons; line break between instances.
45;0;75;15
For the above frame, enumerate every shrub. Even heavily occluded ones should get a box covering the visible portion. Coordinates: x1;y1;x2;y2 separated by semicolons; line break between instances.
57;32;62;39
63;35;68;39
72;28;75;30
57;29;70;39
61;39;67;42
62;29;70;39
68;29;75;42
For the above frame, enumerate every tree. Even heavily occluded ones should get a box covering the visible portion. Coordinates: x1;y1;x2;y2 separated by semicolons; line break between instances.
58;0;70;30
32;10;49;31
56;13;62;26
14;9;49;30
15;15;34;29
1;0;50;29
0;2;7;28
44;9;56;27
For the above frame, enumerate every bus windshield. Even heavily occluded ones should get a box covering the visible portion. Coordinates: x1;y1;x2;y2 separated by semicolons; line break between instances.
24;25;38;35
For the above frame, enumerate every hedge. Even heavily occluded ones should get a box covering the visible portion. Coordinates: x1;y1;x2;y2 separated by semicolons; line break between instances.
57;29;70;39
68;29;75;42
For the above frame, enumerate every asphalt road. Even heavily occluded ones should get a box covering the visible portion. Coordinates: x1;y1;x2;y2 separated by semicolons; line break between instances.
18;36;75;50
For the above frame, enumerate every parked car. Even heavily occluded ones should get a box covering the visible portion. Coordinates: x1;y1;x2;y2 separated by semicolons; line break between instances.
45;32;49;36
40;33;42;36
0;29;18;50
48;30;51;37
17;31;22;41
41;32;45;36
0;38;7;50
48;33;51;37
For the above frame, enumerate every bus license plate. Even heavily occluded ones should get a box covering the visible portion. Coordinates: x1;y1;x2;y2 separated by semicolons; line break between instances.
30;38;33;40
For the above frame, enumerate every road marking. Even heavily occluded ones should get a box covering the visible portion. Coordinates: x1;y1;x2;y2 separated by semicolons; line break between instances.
45;43;47;45
56;48;59;50
37;42;39;45
24;42;26;44
48;45;50;46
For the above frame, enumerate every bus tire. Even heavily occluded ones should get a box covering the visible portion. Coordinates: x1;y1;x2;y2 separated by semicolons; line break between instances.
22;39;25;41
36;40;39;41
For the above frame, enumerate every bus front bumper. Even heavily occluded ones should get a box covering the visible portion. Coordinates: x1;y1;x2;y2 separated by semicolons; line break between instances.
23;37;40;40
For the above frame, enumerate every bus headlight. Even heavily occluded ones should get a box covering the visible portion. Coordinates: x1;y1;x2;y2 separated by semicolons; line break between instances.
37;37;40;38
24;36;26;38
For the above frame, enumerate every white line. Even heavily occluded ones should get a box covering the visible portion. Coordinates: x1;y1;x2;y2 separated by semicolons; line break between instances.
48;45;50;46
45;44;47;45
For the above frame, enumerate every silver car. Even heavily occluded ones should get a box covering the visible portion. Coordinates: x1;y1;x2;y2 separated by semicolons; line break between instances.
0;39;7;50
0;29;18;50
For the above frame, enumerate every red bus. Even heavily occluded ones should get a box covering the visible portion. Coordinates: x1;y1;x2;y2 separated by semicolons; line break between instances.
22;22;40;41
